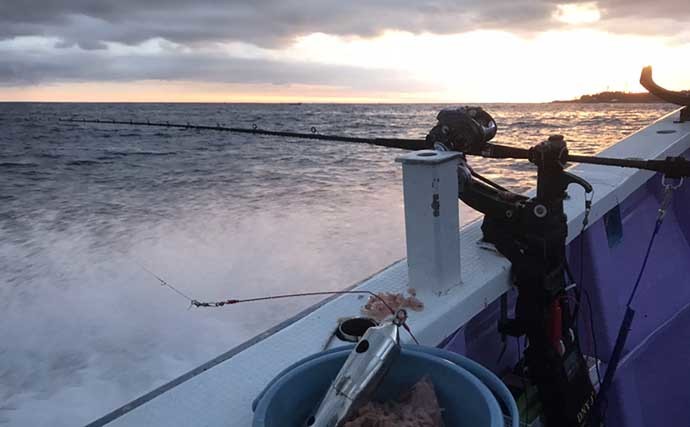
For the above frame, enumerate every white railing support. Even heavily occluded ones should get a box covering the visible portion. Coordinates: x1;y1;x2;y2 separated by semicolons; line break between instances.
396;150;463;295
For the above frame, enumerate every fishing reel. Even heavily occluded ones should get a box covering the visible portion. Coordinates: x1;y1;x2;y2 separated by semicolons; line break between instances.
427;107;598;426
426;106;497;154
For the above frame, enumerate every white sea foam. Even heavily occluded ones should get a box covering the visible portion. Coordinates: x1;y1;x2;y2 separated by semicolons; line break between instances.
0;188;416;426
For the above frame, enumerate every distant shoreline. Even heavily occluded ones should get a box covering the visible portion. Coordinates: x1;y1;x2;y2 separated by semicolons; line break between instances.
552;91;669;104
0;95;680;104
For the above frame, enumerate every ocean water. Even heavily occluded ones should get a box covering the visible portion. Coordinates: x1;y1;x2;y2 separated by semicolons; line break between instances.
0;102;675;426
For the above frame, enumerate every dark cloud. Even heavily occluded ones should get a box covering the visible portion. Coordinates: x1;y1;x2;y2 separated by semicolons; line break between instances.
0;0;688;91
0;44;431;93
0;0;556;49
597;0;690;21
0;0;688;50
0;0;548;90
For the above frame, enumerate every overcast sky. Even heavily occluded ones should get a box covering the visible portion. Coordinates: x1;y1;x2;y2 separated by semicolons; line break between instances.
1;0;689;101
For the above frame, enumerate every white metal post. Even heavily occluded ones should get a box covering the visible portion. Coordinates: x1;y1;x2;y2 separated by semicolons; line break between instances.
396;150;462;295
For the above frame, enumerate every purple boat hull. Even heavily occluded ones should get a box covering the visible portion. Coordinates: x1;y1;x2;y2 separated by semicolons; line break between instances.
444;148;690;426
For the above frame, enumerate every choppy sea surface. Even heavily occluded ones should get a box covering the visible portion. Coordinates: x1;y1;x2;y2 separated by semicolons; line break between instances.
0;102;675;426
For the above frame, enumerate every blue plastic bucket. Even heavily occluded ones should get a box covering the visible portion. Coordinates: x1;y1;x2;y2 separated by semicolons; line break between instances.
253;347;507;427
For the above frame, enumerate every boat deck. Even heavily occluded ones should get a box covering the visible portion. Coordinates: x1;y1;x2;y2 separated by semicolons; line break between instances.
89;109;690;427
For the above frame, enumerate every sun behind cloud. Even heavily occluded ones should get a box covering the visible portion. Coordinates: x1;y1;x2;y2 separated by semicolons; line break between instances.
554;2;602;25
285;29;689;102
1;0;689;102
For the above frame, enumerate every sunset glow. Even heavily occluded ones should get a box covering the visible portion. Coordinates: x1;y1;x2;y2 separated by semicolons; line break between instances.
554;3;602;25
2;1;689;102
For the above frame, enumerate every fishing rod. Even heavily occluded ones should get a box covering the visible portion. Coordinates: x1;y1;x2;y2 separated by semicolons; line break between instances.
57;118;429;150
58;117;690;178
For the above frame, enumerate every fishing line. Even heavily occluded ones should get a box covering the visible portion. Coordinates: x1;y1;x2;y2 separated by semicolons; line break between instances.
560;189;603;391
126;254;420;344
119;251;196;302
576;189;602;386
590;177;683;426
197;290;421;345
193;291;420;344
190;290;393;311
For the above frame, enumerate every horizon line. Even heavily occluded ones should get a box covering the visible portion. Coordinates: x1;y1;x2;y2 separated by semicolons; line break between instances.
0;100;560;104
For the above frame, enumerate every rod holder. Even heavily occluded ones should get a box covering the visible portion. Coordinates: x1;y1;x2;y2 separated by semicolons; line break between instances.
396;150;463;295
